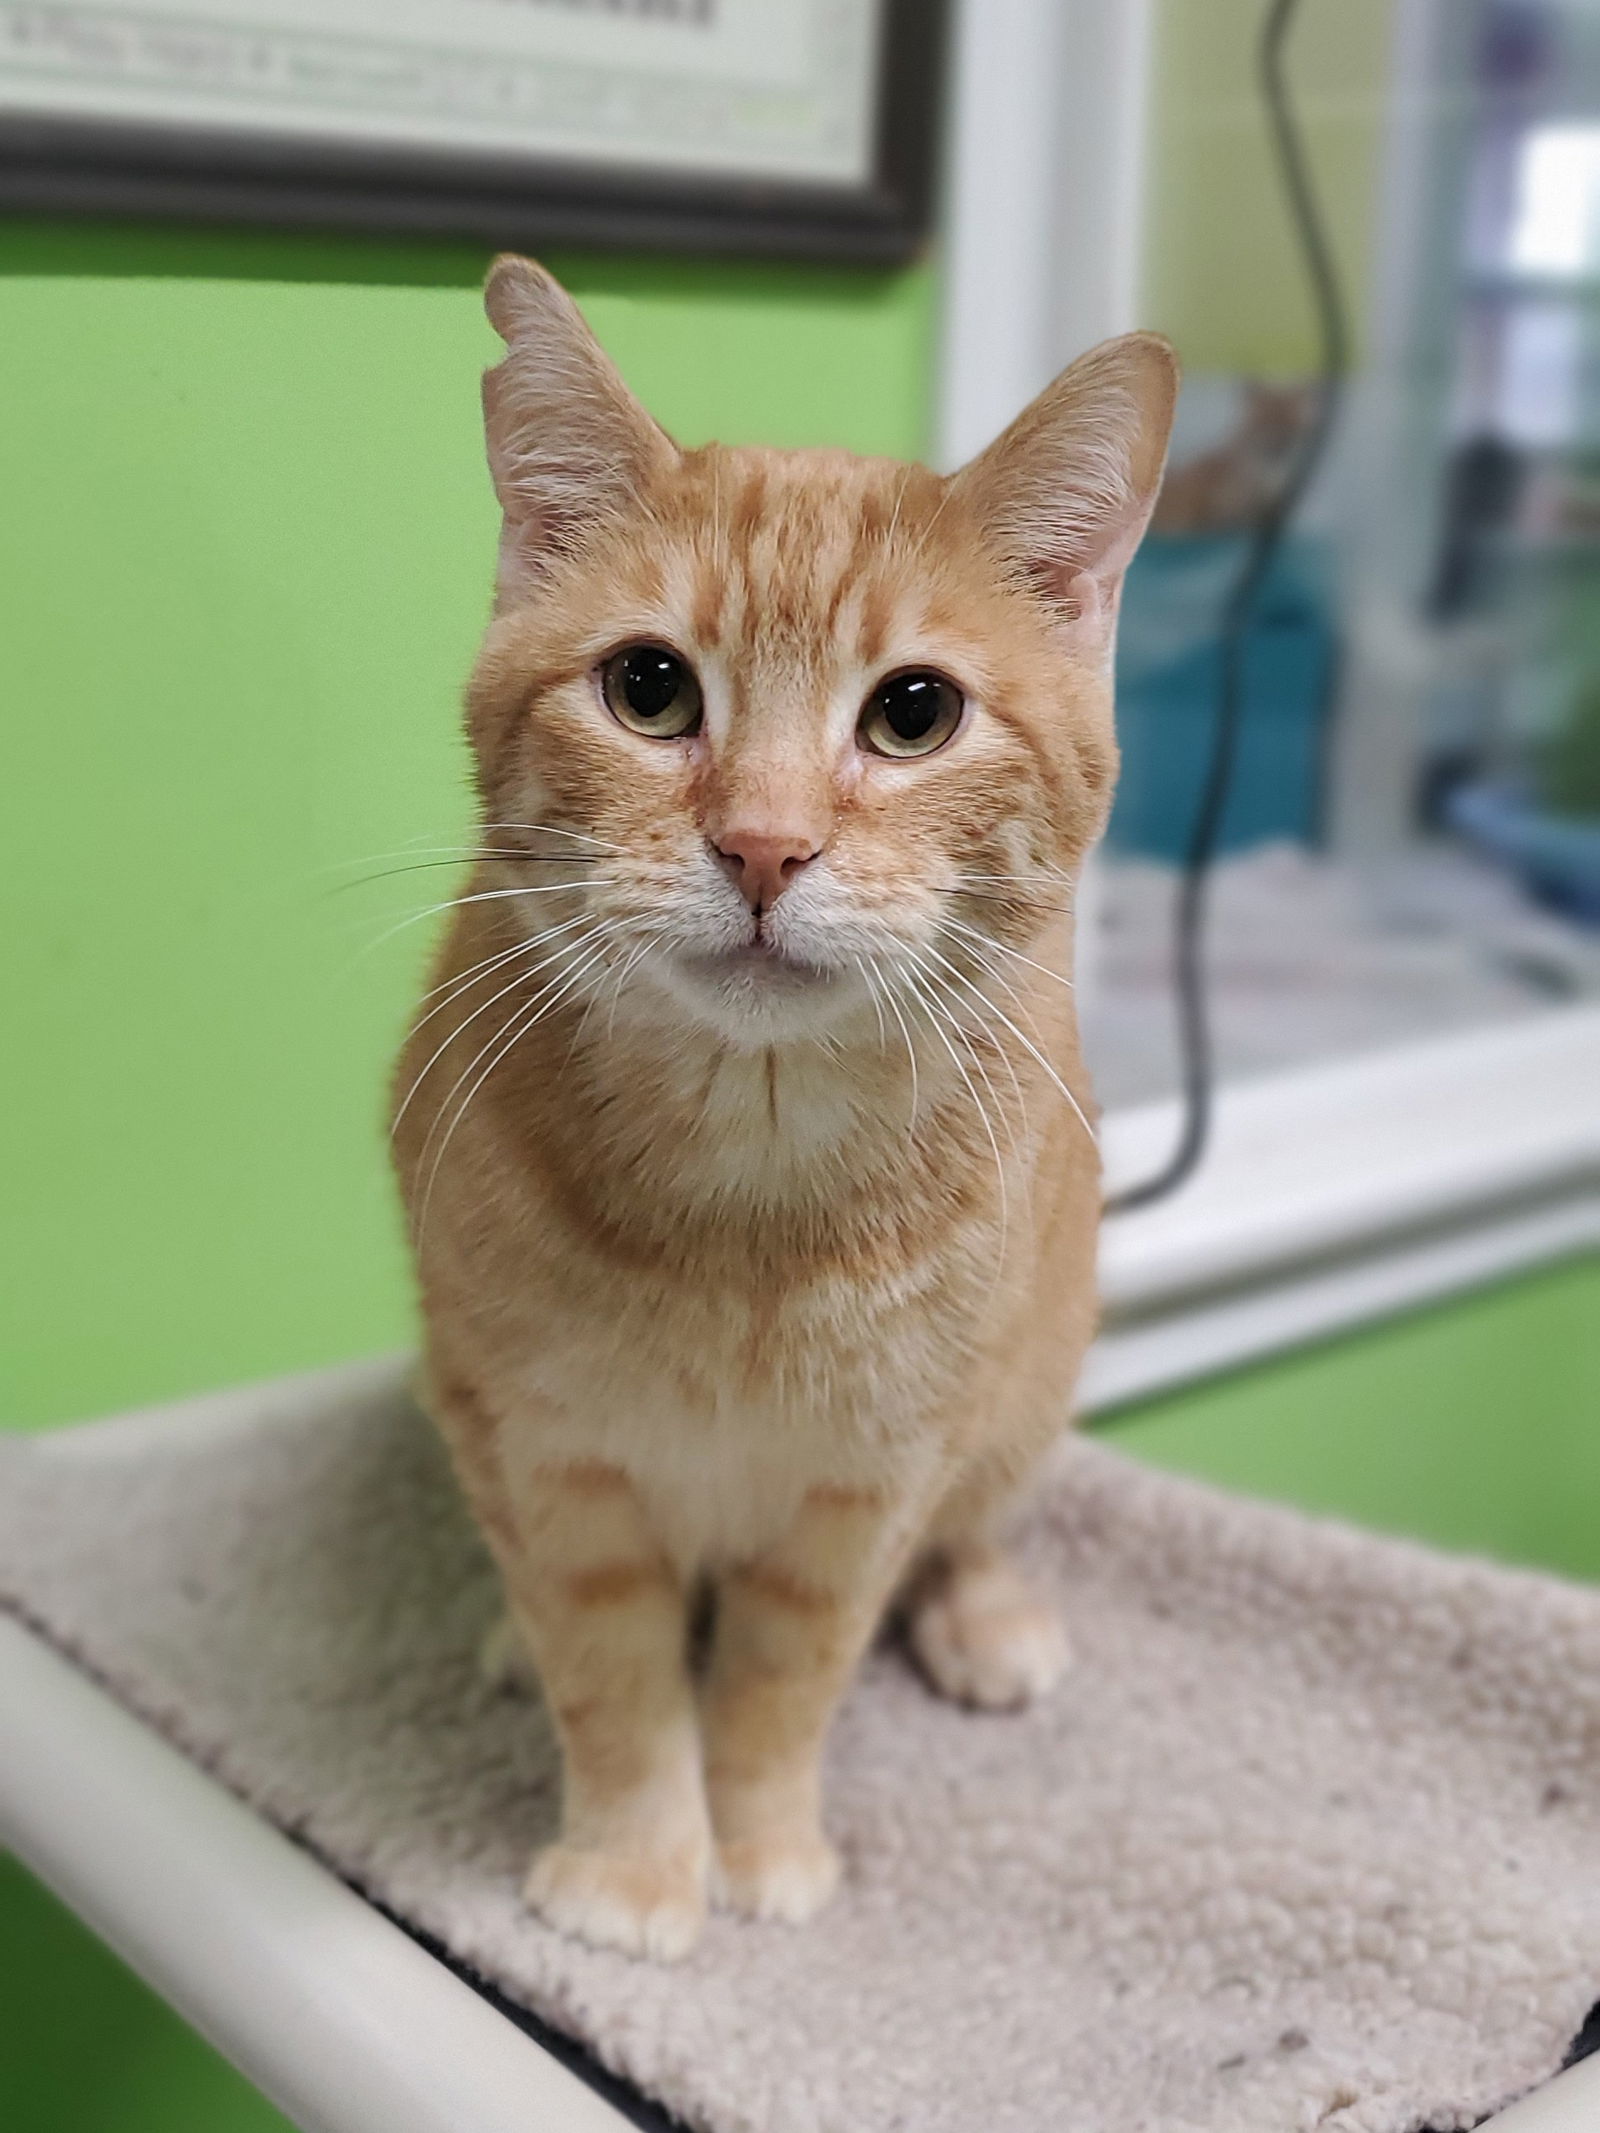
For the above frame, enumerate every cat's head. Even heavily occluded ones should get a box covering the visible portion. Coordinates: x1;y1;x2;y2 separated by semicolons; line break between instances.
465;258;1175;1050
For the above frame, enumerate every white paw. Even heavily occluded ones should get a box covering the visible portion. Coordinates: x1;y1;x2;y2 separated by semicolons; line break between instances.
713;1828;841;1925
479;1611;537;1696
909;1562;1070;1710
524;1842;707;1962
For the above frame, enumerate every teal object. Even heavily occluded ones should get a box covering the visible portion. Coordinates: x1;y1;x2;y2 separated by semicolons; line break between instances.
1109;531;1336;860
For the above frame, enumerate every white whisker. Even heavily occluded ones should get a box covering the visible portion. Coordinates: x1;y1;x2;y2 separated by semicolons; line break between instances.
944;915;1076;996
901;959;1009;1253
329;852;597;896
603;929;667;1041
322;843;531;878
912;954;1030;1190
874;962;922;1132
884;466;911;550
480;821;623;853
911;479;955;557
918;942;1095;1147
325;819;621;884
569;919;670;1054
413;927;609;1155
415;921;631;1233
852;955;889;1051
942;968;1033;1152
937;928;1034;1022
954;865;1075;888
354;881;592;963
409;921;573;1020
393;911;607;1134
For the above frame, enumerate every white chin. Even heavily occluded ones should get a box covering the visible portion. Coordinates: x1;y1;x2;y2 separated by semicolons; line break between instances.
659;951;856;1046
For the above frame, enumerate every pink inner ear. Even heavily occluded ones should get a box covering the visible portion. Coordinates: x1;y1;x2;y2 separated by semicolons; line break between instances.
1064;569;1109;626
1028;561;1116;632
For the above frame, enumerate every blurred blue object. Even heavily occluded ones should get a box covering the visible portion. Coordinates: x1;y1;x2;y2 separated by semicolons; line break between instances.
1445;779;1600;925
1109;532;1337;861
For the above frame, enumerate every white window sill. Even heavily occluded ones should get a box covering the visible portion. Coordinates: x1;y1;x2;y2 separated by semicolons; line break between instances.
1087;1004;1600;1412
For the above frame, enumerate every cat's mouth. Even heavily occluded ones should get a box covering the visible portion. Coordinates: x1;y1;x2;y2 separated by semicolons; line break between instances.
658;935;861;1040
679;940;834;992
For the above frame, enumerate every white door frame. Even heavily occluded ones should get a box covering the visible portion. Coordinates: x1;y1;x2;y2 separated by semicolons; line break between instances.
934;0;1155;472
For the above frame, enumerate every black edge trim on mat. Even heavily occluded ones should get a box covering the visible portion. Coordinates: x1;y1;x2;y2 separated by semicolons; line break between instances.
367;1892;686;2133
1418;1998;1600;2132
1562;1998;1600;2068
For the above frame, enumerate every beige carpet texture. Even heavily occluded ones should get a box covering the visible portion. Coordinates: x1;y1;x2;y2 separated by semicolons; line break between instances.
3;1359;1599;2133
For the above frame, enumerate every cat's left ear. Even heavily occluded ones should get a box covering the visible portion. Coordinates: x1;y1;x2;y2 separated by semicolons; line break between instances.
952;332;1178;642
481;254;678;605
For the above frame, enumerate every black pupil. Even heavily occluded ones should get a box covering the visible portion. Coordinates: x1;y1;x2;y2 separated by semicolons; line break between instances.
880;673;946;741
621;647;683;720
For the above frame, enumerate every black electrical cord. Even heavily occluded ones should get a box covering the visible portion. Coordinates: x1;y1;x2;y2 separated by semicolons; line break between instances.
1104;0;1350;1214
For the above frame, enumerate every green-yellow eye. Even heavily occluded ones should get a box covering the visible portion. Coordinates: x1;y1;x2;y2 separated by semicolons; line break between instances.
601;644;703;739
858;670;964;759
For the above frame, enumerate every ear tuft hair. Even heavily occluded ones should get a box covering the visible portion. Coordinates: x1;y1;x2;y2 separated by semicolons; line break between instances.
481;255;676;606
952;333;1178;636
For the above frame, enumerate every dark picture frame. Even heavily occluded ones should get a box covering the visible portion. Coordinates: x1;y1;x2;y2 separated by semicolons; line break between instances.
0;0;947;264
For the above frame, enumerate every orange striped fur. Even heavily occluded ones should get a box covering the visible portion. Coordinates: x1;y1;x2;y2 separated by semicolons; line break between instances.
393;258;1176;1960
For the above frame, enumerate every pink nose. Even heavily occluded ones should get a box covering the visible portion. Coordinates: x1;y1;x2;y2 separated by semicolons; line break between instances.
712;828;820;914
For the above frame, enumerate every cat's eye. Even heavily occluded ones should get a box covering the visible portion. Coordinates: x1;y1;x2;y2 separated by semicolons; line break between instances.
858;670;964;760
600;644;703;740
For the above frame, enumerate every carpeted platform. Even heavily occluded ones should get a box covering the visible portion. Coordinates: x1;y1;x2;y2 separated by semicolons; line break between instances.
3;1359;1598;2133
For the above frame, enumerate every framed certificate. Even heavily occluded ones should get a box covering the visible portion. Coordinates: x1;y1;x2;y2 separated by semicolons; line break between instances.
0;0;946;262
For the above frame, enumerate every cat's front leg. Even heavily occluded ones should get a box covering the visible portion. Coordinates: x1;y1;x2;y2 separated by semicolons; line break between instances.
500;1456;711;1961
701;1480;925;1926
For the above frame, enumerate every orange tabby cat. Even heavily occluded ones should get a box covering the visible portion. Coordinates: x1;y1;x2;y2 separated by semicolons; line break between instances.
392;257;1176;1961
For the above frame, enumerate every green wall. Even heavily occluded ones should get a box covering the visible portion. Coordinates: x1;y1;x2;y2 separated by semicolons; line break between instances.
1113;1254;1600;1582
0;221;935;1432
1142;0;1396;373
0;1855;294;2133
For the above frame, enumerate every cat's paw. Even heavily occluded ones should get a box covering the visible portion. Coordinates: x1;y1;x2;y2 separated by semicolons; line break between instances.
908;1557;1069;1710
524;1842;707;1962
478;1611;537;1696
712;1828;841;1925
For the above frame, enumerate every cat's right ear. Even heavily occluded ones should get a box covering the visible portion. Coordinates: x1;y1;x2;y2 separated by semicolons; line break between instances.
482;255;677;605
951;332;1178;650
